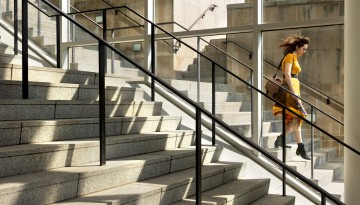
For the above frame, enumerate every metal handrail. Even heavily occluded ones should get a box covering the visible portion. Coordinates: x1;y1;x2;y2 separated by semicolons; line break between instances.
69;4;103;29
227;40;345;108
187;4;217;31
28;1;354;204
101;0;144;28
157;21;188;31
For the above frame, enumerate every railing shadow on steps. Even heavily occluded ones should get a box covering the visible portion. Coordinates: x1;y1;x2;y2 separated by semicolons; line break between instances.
19;1;358;204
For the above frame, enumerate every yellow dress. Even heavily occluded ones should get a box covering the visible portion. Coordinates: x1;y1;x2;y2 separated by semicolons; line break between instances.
272;53;306;125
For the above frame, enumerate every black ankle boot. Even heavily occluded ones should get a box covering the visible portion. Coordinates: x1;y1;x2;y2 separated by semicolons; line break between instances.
274;134;291;148
296;143;311;160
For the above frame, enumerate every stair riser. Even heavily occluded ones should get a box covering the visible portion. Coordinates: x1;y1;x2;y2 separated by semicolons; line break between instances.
181;68;227;78
32;36;56;46
0;101;158;121
201;102;251;112
0;116;181;145
230;122;271;138
106;133;198;162
0;159;170;205
159;166;243;205
313;171;335;188
0;44;13;54
168;80;235;92
0;152;235;205
0;84;144;101
0;132;198;178
217;113;251;125
0;65;127;86
184;92;249;103
224;183;269;204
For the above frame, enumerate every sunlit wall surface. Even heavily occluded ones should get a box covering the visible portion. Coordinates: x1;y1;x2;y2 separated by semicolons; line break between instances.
262;0;344;23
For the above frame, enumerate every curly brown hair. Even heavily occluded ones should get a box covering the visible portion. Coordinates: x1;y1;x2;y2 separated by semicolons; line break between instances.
279;34;310;55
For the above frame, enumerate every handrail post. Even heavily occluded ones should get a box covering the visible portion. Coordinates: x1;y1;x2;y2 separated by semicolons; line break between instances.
103;9;107;40
111;29;115;74
21;0;28;99
197;37;201;103
321;194;326;205
99;41;106;166
56;15;61;68
14;0;18;55
211;62;216;146
37;0;41;36
311;106;315;179
282;108;286;196
150;24;155;101
195;108;202;205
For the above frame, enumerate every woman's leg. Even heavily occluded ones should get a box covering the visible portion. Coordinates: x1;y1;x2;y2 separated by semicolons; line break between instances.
292;118;302;143
292;118;310;160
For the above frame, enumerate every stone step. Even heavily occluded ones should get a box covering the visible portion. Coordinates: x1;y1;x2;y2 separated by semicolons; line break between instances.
0;115;182;146
0;81;144;101
0;64;128;86
2;10;55;28
216;111;251;125
0;43;13;54
304;169;335;188
31;35;56;46
42;44;56;58
267;138;322;160
181;65;227;78
28;25;58;37
177;77;228;84
228;121;272;138
165;79;236;92
0;155;243;205
0;99;161;121
315;161;344;181
181;91;250;103
0;133;208;178
69;61;144;79
201;101;251;112
172;178;271;205
323;182;344;201
251;194;295;205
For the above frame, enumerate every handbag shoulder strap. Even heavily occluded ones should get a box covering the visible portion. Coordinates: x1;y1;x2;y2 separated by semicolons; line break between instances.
272;55;286;78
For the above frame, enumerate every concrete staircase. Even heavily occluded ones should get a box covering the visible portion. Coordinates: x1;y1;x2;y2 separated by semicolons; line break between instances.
0;60;297;204
175;39;228;83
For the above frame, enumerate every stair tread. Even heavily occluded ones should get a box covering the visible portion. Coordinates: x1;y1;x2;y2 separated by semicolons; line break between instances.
0;130;195;156
0;79;132;89
172;178;270;204
50;161;242;205
0;147;229;188
142;161;243;188
0;98;153;104
0;115;181;124
251;194;295;205
52;182;162;204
